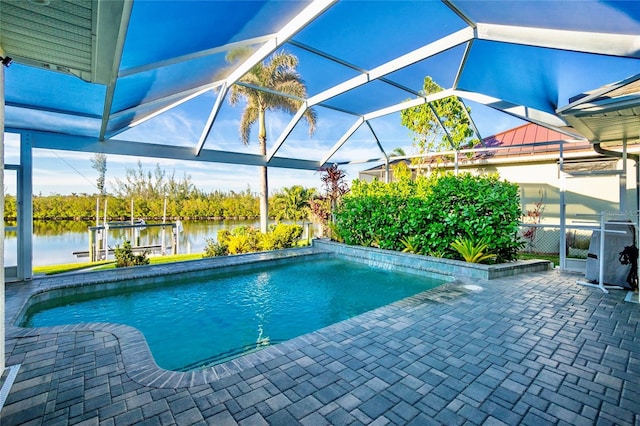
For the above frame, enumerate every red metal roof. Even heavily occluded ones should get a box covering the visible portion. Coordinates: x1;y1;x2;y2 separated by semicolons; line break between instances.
475;123;591;160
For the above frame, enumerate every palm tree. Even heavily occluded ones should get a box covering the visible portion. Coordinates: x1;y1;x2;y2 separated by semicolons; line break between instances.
228;50;317;233
282;185;315;224
390;147;406;157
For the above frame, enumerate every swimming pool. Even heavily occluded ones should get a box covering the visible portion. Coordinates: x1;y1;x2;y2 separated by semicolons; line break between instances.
21;256;446;371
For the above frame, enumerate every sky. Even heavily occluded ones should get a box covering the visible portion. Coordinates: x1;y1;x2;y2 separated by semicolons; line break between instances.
2;105;408;197
3;132;342;197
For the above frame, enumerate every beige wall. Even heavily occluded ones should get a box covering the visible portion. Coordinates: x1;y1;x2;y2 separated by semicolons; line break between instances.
359;157;638;225
466;159;637;224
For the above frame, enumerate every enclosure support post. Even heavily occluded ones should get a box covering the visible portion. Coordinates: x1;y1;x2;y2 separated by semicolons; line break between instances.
621;138;627;212
162;197;167;255
384;158;390;183
598;215;606;291
103;200;108;261
172;225;178;255
559;142;566;271
88;229;93;263
19;133;33;281
130;198;134;243
0;49;6;374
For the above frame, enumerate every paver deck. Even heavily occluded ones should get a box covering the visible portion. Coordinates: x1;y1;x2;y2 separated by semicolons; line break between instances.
2;267;639;425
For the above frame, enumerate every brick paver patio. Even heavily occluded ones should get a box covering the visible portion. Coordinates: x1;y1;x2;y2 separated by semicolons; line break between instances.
2;267;639;425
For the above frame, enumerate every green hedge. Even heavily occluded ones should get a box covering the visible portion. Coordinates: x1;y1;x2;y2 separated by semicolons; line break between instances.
334;173;523;263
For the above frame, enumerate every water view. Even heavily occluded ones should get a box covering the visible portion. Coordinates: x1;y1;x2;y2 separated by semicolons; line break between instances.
5;219;263;267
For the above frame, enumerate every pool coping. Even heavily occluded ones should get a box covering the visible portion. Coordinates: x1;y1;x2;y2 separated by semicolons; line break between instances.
5;242;542;389
313;239;553;279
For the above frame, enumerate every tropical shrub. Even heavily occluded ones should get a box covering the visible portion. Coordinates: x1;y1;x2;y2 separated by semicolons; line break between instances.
203;238;228;257
226;234;254;254
450;237;496;263
309;165;350;238
225;226;261;254
400;235;423;254
260;223;303;251
114;240;150;267
334;172;523;262
204;223;303;257
308;197;331;236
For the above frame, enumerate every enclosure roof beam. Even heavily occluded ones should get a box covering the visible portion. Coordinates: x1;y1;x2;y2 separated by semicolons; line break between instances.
476;23;640;58
107;84;223;140
98;0;133;141
320;117;365;166
109;81;225;121
267;104;309;162
307;27;474;107
365;121;387;159
363;89;455;121
22;130;321;170
452;90;586;139
118;35;275;78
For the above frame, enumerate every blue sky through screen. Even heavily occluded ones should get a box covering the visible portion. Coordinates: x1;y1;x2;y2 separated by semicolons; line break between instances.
4;0;636;196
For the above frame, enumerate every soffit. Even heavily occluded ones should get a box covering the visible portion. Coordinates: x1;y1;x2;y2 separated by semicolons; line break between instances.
560;77;640;144
0;0;128;84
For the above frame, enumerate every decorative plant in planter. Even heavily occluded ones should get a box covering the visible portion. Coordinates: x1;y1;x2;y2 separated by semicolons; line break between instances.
450;237;496;264
309;164;349;238
521;190;545;253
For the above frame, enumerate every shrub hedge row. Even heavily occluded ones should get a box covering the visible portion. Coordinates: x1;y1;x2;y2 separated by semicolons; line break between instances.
334;173;523;263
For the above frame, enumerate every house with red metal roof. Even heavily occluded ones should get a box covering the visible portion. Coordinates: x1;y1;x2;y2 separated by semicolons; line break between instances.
360;122;639;225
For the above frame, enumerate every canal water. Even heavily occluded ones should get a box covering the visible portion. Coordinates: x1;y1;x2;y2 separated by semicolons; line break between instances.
5;219;263;267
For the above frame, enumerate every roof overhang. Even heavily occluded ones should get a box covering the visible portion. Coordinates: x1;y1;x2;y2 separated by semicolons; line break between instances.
558;75;640;144
0;0;130;84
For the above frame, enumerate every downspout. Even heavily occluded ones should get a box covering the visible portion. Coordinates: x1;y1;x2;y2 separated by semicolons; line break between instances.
593;142;640;213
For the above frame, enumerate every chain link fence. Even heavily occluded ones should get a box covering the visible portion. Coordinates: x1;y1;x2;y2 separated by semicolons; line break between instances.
518;223;595;260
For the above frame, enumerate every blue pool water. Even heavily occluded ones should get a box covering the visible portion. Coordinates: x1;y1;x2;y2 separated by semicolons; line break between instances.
22;257;446;371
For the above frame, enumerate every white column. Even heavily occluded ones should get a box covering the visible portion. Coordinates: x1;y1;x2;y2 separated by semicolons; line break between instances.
559;142;566;271
18;133;32;281
620;138;627;213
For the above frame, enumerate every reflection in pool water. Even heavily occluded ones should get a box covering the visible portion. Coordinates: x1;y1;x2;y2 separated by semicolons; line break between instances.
22;257;446;371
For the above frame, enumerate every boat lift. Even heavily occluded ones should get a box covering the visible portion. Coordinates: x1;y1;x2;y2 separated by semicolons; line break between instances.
76;221;182;262
74;197;183;262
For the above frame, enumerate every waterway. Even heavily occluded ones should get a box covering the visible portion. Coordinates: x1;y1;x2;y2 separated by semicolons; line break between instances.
5;219;263;267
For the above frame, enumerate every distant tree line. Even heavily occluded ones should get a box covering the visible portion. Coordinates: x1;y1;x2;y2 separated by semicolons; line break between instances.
4;187;315;222
4;161;317;222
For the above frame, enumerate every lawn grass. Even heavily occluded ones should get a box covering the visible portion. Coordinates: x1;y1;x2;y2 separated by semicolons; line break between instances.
34;253;205;275
33;260;115;275
518;252;559;266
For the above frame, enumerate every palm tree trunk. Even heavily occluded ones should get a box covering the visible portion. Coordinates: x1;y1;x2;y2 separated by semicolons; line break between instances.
259;165;268;233
259;109;268;234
